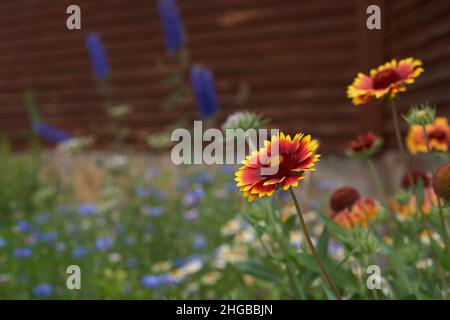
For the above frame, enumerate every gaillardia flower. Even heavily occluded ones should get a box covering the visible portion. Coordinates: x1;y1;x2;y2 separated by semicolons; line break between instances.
390;186;437;218
331;197;378;229
347;58;424;105
235;132;319;201
330;187;361;212
347;132;383;159
406;117;450;154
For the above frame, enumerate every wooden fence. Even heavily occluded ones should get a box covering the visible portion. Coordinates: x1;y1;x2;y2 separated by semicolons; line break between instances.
0;0;449;152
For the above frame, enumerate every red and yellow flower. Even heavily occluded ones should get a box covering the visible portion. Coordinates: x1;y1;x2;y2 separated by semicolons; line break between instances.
347;58;424;105
332;198;378;229
390;186;438;218
235;132;319;202
406;117;450;154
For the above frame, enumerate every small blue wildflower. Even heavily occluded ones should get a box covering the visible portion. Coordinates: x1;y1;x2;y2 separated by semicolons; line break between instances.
41;231;58;243
145;206;164;217
156;0;185;54
135;186;154;198
127;257;139;268
72;246;88;258
177;178;190;189
32;121;72;143
141;274;177;288
78;203;97;216
35;213;50;225
32;283;52;297
183;188;205;206
95;237;113;251
16;220;32;233
0;238;6;248
85;32;110;80
183;209;199;221
192;235;207;249
190;64;220;118
193;172;213;185
13;247;32;258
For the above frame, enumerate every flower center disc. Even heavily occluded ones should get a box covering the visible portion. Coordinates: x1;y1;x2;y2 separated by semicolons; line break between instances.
372;68;400;89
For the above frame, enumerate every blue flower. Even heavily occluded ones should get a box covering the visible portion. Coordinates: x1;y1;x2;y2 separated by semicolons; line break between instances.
183;188;205;206
190;65;220;118
32;121;72;143
78;203;97;216
0;238;6;248
95;237;113;251
16;220;32;233
41;231;58;243
35;213;50;225
72;246;88;258
145;206;164;217
32;283;52;297
13;247;32;258
192;235;207;249
156;0;185;54
135;186;154;198
85;32;110;80
127;257;139;268
140;274;177;288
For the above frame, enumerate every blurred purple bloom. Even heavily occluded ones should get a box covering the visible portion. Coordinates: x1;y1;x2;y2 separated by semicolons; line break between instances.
127;257;139;268
32;283;52;297
72;246;88;258
145;206;164;217
141;274;178;288
13;247;32;258
78;203;97;216
85;32;110;80
183;208;199;221
16;220;32;233
192;235;207;249
183;188;205;206
32;121;72;143
190;65;220;118
95;237;114;251
156;0;185;54
41;231;57;243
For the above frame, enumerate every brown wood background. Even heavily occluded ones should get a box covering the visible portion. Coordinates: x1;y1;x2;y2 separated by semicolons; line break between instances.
0;0;449;153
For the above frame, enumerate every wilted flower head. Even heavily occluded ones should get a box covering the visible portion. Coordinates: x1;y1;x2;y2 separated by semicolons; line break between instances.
190;65;220;118
222;111;269;131
156;0;185;55
347;132;383;159
403;103;436;126
407;117;450;154
235;132;320;202
347;58;423;105
85;32;110;80
330;187;361;212
433;162;450;200
32;121;72;143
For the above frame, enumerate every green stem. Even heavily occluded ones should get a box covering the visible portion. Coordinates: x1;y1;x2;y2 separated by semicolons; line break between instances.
389;99;412;176
437;196;450;250
367;158;386;203
288;188;342;300
422;125;431;153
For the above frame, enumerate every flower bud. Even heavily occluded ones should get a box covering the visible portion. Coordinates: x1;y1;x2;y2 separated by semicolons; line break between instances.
403;103;436;126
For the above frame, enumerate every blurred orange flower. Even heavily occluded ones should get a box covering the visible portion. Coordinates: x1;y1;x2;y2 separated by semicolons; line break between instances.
347;58;424;105
390;186;438;218
235;132;319;202
332;198;378;229
406;117;450;154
